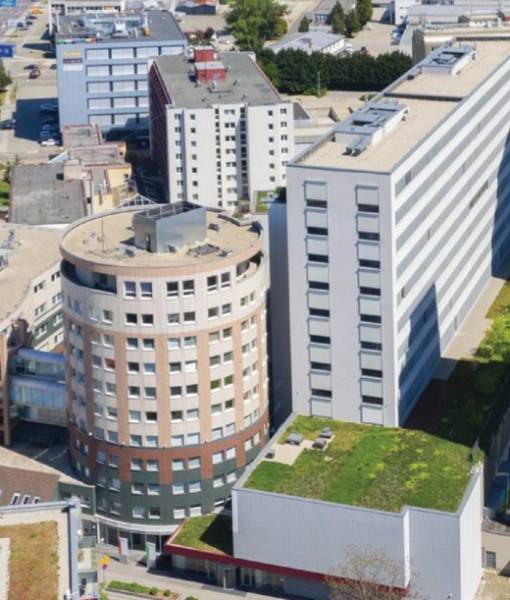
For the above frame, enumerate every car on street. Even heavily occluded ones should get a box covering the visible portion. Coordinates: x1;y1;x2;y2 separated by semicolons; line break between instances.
50;64;57;70
29;68;40;79
24;63;37;70
1;119;15;130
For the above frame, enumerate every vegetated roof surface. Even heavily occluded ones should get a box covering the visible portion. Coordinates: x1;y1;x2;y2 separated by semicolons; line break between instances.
171;514;232;555
244;416;477;513
0;521;59;600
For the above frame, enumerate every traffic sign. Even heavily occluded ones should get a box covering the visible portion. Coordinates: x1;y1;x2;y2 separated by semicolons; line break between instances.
0;45;14;59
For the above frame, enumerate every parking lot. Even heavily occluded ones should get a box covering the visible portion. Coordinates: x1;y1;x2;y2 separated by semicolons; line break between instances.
0;9;60;160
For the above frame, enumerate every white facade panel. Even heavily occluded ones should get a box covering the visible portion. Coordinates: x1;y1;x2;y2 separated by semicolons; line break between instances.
308;318;330;337
305;209;328;228
309;345;331;364
360;351;382;371
307;264;329;283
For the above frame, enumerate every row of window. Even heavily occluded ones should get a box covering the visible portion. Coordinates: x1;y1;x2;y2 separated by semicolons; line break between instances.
88;79;147;94
33;270;60;294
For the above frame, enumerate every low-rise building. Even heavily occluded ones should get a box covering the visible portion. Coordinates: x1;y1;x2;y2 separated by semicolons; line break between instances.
49;0;126;30
268;32;345;55
163;415;483;600
149;47;294;208
55;10;187;134
0;225;63;445
176;0;217;15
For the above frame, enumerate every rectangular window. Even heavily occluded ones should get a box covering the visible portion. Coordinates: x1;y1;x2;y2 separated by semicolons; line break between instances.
167;282;178;297
168;337;181;349
182;280;194;296
142;314;154;326
140;282;153;298
124;281;136;298
125;313;137;325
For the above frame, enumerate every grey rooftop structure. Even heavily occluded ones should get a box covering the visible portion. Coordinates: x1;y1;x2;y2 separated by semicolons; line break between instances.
268;31;344;54
55;9;185;43
10;164;86;226
152;52;282;109
62;124;102;148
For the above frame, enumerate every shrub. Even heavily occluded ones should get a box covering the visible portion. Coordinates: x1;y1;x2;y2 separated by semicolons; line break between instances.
149;587;159;596
163;591;172;597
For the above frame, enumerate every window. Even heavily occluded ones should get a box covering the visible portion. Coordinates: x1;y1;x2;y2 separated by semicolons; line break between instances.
103;310;113;323
10;493;20;505
207;275;218;292
125;313;137;325
149;507;161;519
167;282;178;297
185;360;197;372
141;314;154;326
311;334;330;344
210;355;221;367
147;459;159;472
187;384;198;395
144;387;156;398
171;410;183;422
225;399;235;411
308;253;328;264
208;307;219;319
183;311;195;323
170;386;182;397
183;280;194;296
184;336;196;348
132;482;144;495
214;476;224;488
310;308;330;318
306;199;327;209
222;303;232;315
105;358;116;370
223;328;232;339
33;281;45;293
311;362;331;372
187;432;200;445
146;435;158;447
224;374;234;386
126;337;138;349
124;281;136;298
212;427;222;440
128;386;140;398
359;259;380;269
172;435;184;447
131;458;143;470
142;338;155;350
173;483;185;495
309;281;329;291
130;435;142;447
140;282;153;298
169;361;181;373
145;411;157;422
168;337;181;350
132;506;144;519
221;272;231;288
189;481;202;493
486;551;497;569
144;362;156;374
213;451;223;464
128;361;139;373
210;379;221;391
172;459;184;471
168;313;179;325
209;331;220;343
173;508;186;519
188;457;201;469
311;388;332;398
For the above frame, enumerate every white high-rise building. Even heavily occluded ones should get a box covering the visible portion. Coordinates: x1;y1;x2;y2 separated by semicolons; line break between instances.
287;41;510;427
149;47;294;209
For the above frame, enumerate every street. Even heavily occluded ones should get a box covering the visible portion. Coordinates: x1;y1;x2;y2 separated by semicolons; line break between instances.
0;5;60;160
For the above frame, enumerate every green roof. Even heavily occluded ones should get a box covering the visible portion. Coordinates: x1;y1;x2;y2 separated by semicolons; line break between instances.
243;416;479;513
171;514;232;555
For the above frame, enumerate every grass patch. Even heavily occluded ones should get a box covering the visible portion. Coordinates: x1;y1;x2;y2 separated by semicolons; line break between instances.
0;521;59;600
487;279;510;318
172;514;232;555
245;416;476;513
107;581;176;598
0;180;9;206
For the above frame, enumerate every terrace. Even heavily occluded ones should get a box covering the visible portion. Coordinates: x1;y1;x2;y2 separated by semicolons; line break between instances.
243;415;478;513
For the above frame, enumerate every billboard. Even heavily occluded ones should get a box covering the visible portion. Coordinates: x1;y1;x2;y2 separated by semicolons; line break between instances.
0;45;14;58
0;0;17;7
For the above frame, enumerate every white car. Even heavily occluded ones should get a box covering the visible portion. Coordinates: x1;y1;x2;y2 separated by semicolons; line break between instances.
40;137;59;146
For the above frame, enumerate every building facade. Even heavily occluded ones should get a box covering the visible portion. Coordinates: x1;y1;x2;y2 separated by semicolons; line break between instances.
55;10;186;134
149;48;294;209
287;41;510;427
60;204;269;548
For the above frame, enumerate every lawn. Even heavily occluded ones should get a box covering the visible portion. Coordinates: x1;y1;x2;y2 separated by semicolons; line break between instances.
0;180;10;207
0;521;59;600
171;514;233;555
245;416;477;513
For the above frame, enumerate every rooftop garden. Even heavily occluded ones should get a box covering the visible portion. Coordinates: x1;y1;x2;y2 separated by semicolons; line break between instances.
407;278;510;452
171;514;233;555
0;521;59;600
244;416;478;513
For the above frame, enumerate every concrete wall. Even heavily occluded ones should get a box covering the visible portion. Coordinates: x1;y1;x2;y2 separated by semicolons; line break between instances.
232;468;483;600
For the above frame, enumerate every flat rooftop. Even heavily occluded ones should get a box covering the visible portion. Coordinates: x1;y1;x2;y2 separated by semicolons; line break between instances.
0;225;61;324
269;31;344;54
55;9;185;43
242;415;477;513
10;163;86;226
61;208;261;267
154;52;282;109
296;40;510;173
62;124;102;148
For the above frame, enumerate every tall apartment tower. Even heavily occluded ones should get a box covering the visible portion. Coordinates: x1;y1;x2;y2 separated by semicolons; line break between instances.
287;42;510;427
60;204;269;547
149;48;294;209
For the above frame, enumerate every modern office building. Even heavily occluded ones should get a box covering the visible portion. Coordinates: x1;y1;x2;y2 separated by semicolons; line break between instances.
55;10;186;135
0;225;64;446
60;203;269;548
149;48;294;209
49;0;126;30
286;40;510;427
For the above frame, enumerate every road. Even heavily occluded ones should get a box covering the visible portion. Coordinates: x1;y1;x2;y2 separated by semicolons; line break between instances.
0;4;60;161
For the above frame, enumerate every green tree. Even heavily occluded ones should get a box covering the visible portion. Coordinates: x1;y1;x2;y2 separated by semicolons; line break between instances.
344;9;361;36
298;15;311;32
0;63;12;91
328;1;345;34
356;0;373;27
227;0;288;52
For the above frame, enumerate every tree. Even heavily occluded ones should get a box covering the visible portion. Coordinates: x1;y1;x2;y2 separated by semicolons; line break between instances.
0;63;12;91
227;0;288;52
356;0;373;27
344;9;361;37
327;547;424;600
298;15;311;32
329;1;345;34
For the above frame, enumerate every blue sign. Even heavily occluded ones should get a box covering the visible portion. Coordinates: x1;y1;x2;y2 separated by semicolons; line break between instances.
0;0;16;7
0;45;14;58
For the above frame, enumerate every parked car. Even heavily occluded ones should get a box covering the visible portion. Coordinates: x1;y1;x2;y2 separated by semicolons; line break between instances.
40;137;59;146
50;63;57;70
24;63;37;70
29;68;40;79
1;119;15;130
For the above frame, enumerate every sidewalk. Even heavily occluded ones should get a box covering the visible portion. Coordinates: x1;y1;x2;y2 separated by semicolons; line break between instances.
100;556;290;600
